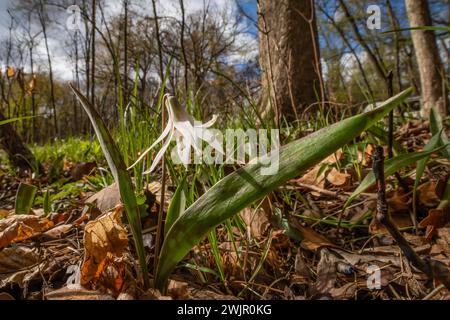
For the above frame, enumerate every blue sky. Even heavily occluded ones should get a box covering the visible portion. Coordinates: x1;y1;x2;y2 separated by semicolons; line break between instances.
1;0;448;79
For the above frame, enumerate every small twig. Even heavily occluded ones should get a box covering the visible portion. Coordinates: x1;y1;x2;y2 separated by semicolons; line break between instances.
423;284;446;300
294;181;348;201
372;145;450;290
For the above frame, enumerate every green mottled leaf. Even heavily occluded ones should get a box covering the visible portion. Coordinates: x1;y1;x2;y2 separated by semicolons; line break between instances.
155;88;413;289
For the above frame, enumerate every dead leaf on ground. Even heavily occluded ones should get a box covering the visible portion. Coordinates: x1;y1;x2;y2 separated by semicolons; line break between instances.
43;224;73;239
289;218;337;251
0;292;15;300
0;246;39;274
70;161;97;181
294;248;311;278
387;190;411;213
0;215;54;249
313;249;356;299
369;213;413;236
0;209;11;218
168;280;190;299
420;209;450;240
0;250;62;292
80;205;128;292
430;227;450;265
418;182;441;207
326;167;351;188
45;286;115;300
296;165;327;193
240;208;270;239
85;183;121;213
147;181;172;210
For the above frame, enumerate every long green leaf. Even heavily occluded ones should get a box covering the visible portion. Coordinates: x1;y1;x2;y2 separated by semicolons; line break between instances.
430;108;450;158
368;126;406;155
69;84;149;289
0;115;36;126
154;88;413;289
346;146;445;207
165;176;187;237
15;183;37;215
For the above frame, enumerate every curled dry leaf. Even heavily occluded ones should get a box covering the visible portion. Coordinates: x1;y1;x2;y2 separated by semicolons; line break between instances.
288;217;337;251
418;182;441;207
387;190;411;213
313;249;356;299
296;165;326;192
0;292;15;300
147;181;172;210
326;167;351;188
421;209;450;240
80;206;128;291
45;286;115;300
430;227;450;265
70;161;97;181
0;209;11;218
0;246;39;274
0;215;54;249
167;280;190;299
240;207;270;239
85;183;121;213
43;224;73;239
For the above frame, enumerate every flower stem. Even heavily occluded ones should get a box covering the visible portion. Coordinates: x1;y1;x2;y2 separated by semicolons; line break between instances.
154;98;167;287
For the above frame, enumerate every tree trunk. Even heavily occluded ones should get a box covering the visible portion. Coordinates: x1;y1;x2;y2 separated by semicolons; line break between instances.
123;0;128;107
258;0;321;122
0;111;40;172
91;0;96;106
405;0;448;117
38;0;58;137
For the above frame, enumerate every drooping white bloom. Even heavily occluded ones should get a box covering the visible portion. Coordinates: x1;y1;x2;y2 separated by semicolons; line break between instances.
128;94;223;174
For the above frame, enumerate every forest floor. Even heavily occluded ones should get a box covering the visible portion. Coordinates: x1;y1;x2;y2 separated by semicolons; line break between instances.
0;119;449;300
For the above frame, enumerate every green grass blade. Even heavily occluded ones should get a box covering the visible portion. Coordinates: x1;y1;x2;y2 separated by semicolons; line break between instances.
346;146;445;207
368;126;406;154
430;108;450;158
43;190;51;215
0;115;36;126
154;88;413;289
69;84;149;289
165;176;187;237
413;130;443;217
15;183;37;215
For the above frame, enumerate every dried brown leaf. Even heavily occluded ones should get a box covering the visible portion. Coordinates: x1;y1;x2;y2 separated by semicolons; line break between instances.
0;215;54;249
80;206;128;289
45;286;115;300
70;161;97;181
240;208;270;239
418;182;441;207
43;224;73;239
85;183;121;213
326;167;351;188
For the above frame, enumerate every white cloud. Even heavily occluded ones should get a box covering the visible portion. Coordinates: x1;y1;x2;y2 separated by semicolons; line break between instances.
340;51;368;81
1;0;257;80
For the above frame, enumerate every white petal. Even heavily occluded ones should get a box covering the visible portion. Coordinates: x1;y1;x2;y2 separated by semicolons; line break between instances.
143;128;175;174
128;120;173;170
195;114;217;128
199;129;224;154
174;120;202;155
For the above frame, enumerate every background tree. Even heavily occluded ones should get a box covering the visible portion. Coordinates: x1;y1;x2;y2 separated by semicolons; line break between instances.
258;0;322;123
405;0;448;117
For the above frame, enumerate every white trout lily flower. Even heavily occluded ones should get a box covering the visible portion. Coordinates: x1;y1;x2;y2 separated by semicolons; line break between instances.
129;94;223;174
